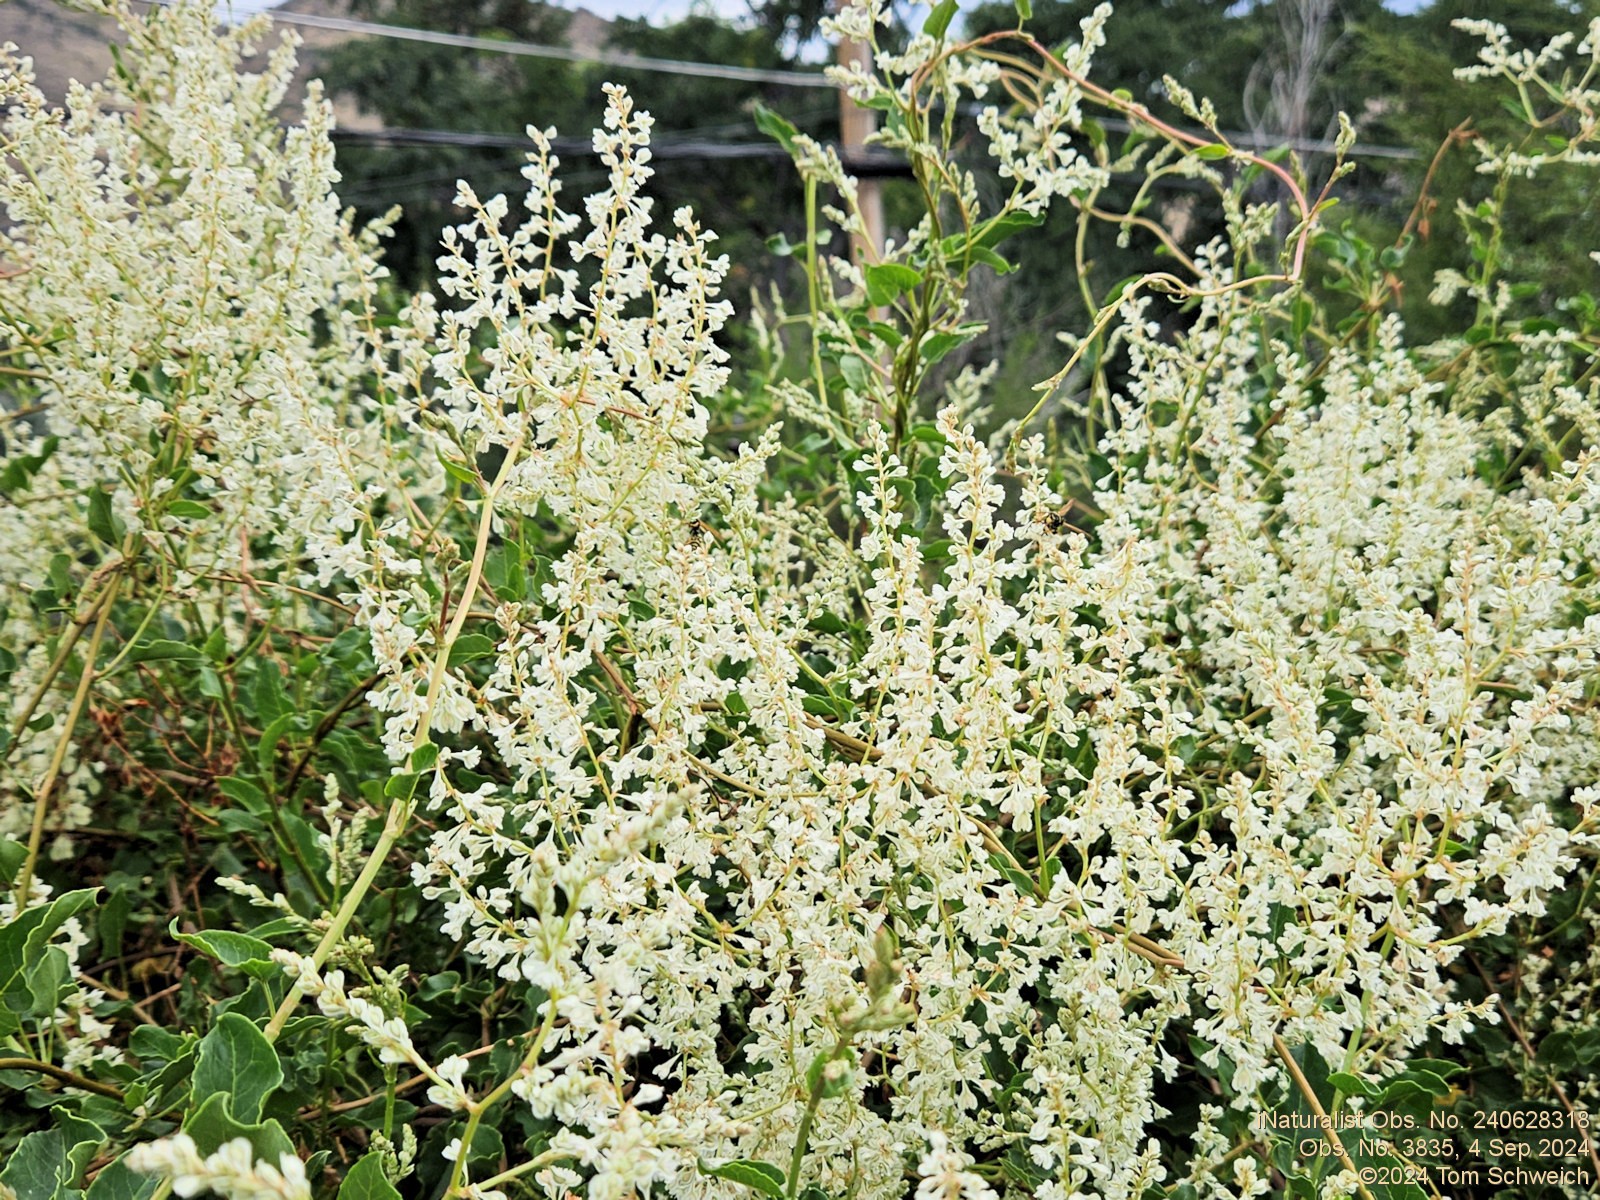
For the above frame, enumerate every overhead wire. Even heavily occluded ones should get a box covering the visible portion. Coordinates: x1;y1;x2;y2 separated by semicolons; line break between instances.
135;1;1421;163
240;5;1419;161
194;0;838;88
332;126;791;159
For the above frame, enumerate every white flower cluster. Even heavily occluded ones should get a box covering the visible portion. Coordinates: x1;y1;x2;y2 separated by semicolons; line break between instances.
0;0;400;846
1453;18;1600;175
125;1136;311;1200
312;88;1600;1200
6;3;1600;1199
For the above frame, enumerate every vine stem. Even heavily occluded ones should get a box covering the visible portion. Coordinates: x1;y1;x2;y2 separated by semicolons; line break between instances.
0;1057;126;1100
14;570;123;909
262;793;408;1043
1272;1034;1376;1200
473;1147;576;1192
445;994;559;1198
415;428;524;750
5;567;121;761
785;1066;829;1200
785;1034;849;1200
262;430;525;1043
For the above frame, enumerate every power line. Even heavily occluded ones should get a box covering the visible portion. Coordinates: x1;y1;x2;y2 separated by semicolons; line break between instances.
139;1;1421;162
220;2;837;88
251;6;1418;160
333;125;792;159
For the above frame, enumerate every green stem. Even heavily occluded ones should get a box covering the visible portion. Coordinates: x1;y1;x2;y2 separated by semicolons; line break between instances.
5;570;120;760
474;1148;575;1192
262;432;524;1043
804;177;829;419
262;793;408;1043
382;1062;397;1140
445;996;560;1198
786;1079;826;1200
14;571;123;908
0;1057;126;1100
785;1036;847;1200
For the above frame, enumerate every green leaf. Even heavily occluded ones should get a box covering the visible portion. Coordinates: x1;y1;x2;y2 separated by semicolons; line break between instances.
0;888;100;1015
703;1160;787;1199
198;665;224;699
766;233;794;257
86;486;123;545
28;944;71;1016
0;837;25;887
919;324;986;365
1384;1067;1450;1096
753;103;798;156
0;437;61;494
192;1012;283;1124
1193;143;1230;160
0;1118;101;1200
84;1159;158;1200
130;1024;192;1062
1040;856;1061;895
865;263;922;308
941;210;1044;260
436;448;478;486
454;1122;504;1170
988;852;1038;897
182;1092;295;1161
203;627;228;664
967;246;1015;275
923;0;958;38
862;321;903;348
411;742;440;770
216;810;267;836
171;922;277;980
253;665;290;721
257;713;293;776
1398;1058;1465;1079
165;499;211;519
1014;0;1032;19
1291;295;1315;343
0;1130;69;1200
838;354;869;393
447;633;497;667
56;1113;105;1181
384;772;420;800
338;1154;401;1200
125;639;203;665
808;610;848;636
216;776;269;816
1327;1071;1378;1097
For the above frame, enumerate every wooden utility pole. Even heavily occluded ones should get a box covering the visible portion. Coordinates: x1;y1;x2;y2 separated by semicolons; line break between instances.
837;34;885;266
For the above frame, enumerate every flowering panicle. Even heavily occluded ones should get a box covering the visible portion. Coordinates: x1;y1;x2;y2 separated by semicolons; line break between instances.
0;0;401;851
5;5;1600;1200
